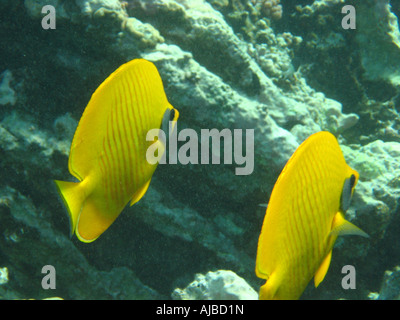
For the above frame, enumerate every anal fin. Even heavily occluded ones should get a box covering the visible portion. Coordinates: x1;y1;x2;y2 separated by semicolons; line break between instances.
259;272;279;300
130;179;152;206
314;250;332;287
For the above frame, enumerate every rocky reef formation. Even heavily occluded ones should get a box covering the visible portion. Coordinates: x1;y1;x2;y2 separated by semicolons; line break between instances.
0;0;399;299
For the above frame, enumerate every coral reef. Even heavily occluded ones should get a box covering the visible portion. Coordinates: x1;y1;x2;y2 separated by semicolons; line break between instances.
0;0;399;299
260;0;282;20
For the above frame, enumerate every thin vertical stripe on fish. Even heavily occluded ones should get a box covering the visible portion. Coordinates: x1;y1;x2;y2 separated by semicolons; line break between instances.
54;59;179;243
255;131;368;300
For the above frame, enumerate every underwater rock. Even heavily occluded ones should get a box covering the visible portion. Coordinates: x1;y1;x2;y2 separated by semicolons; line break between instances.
140;40;359;207
24;0;70;20
258;0;282;21
53;113;78;142
0;70;16;106
0;112;162;299
129;0;260;95
75;0;123;16
293;0;400;95
132;182;255;276
371;266;400;300
172;270;258;300
0;112;70;161
120;17;164;50
0;268;8;285
340;139;400;243
356;0;400;86
0;185;162;300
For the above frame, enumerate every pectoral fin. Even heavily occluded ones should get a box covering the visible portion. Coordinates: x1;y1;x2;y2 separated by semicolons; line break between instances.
330;212;369;238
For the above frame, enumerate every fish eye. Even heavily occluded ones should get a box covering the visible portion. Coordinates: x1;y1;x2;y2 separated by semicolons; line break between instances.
169;109;175;121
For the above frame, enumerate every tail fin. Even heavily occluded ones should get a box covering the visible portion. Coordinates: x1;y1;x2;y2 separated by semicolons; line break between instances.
54;180;85;237
55;179;118;243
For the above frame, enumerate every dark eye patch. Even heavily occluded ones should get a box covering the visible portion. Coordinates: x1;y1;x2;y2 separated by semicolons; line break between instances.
340;175;356;212
349;174;356;189
169;109;175;121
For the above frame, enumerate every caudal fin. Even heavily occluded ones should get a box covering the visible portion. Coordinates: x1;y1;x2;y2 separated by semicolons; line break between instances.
54;180;85;237
55;179;119;243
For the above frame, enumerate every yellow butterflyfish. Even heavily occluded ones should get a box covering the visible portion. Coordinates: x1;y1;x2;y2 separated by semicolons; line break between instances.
55;59;179;243
255;131;368;300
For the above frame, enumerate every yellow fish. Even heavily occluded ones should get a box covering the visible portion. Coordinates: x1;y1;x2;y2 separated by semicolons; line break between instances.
255;131;368;300
55;59;179;243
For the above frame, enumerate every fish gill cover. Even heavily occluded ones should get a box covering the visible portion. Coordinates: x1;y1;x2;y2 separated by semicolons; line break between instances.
0;0;399;301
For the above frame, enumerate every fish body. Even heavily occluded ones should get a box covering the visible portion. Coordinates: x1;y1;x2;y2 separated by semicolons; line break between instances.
55;59;179;243
255;131;367;299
